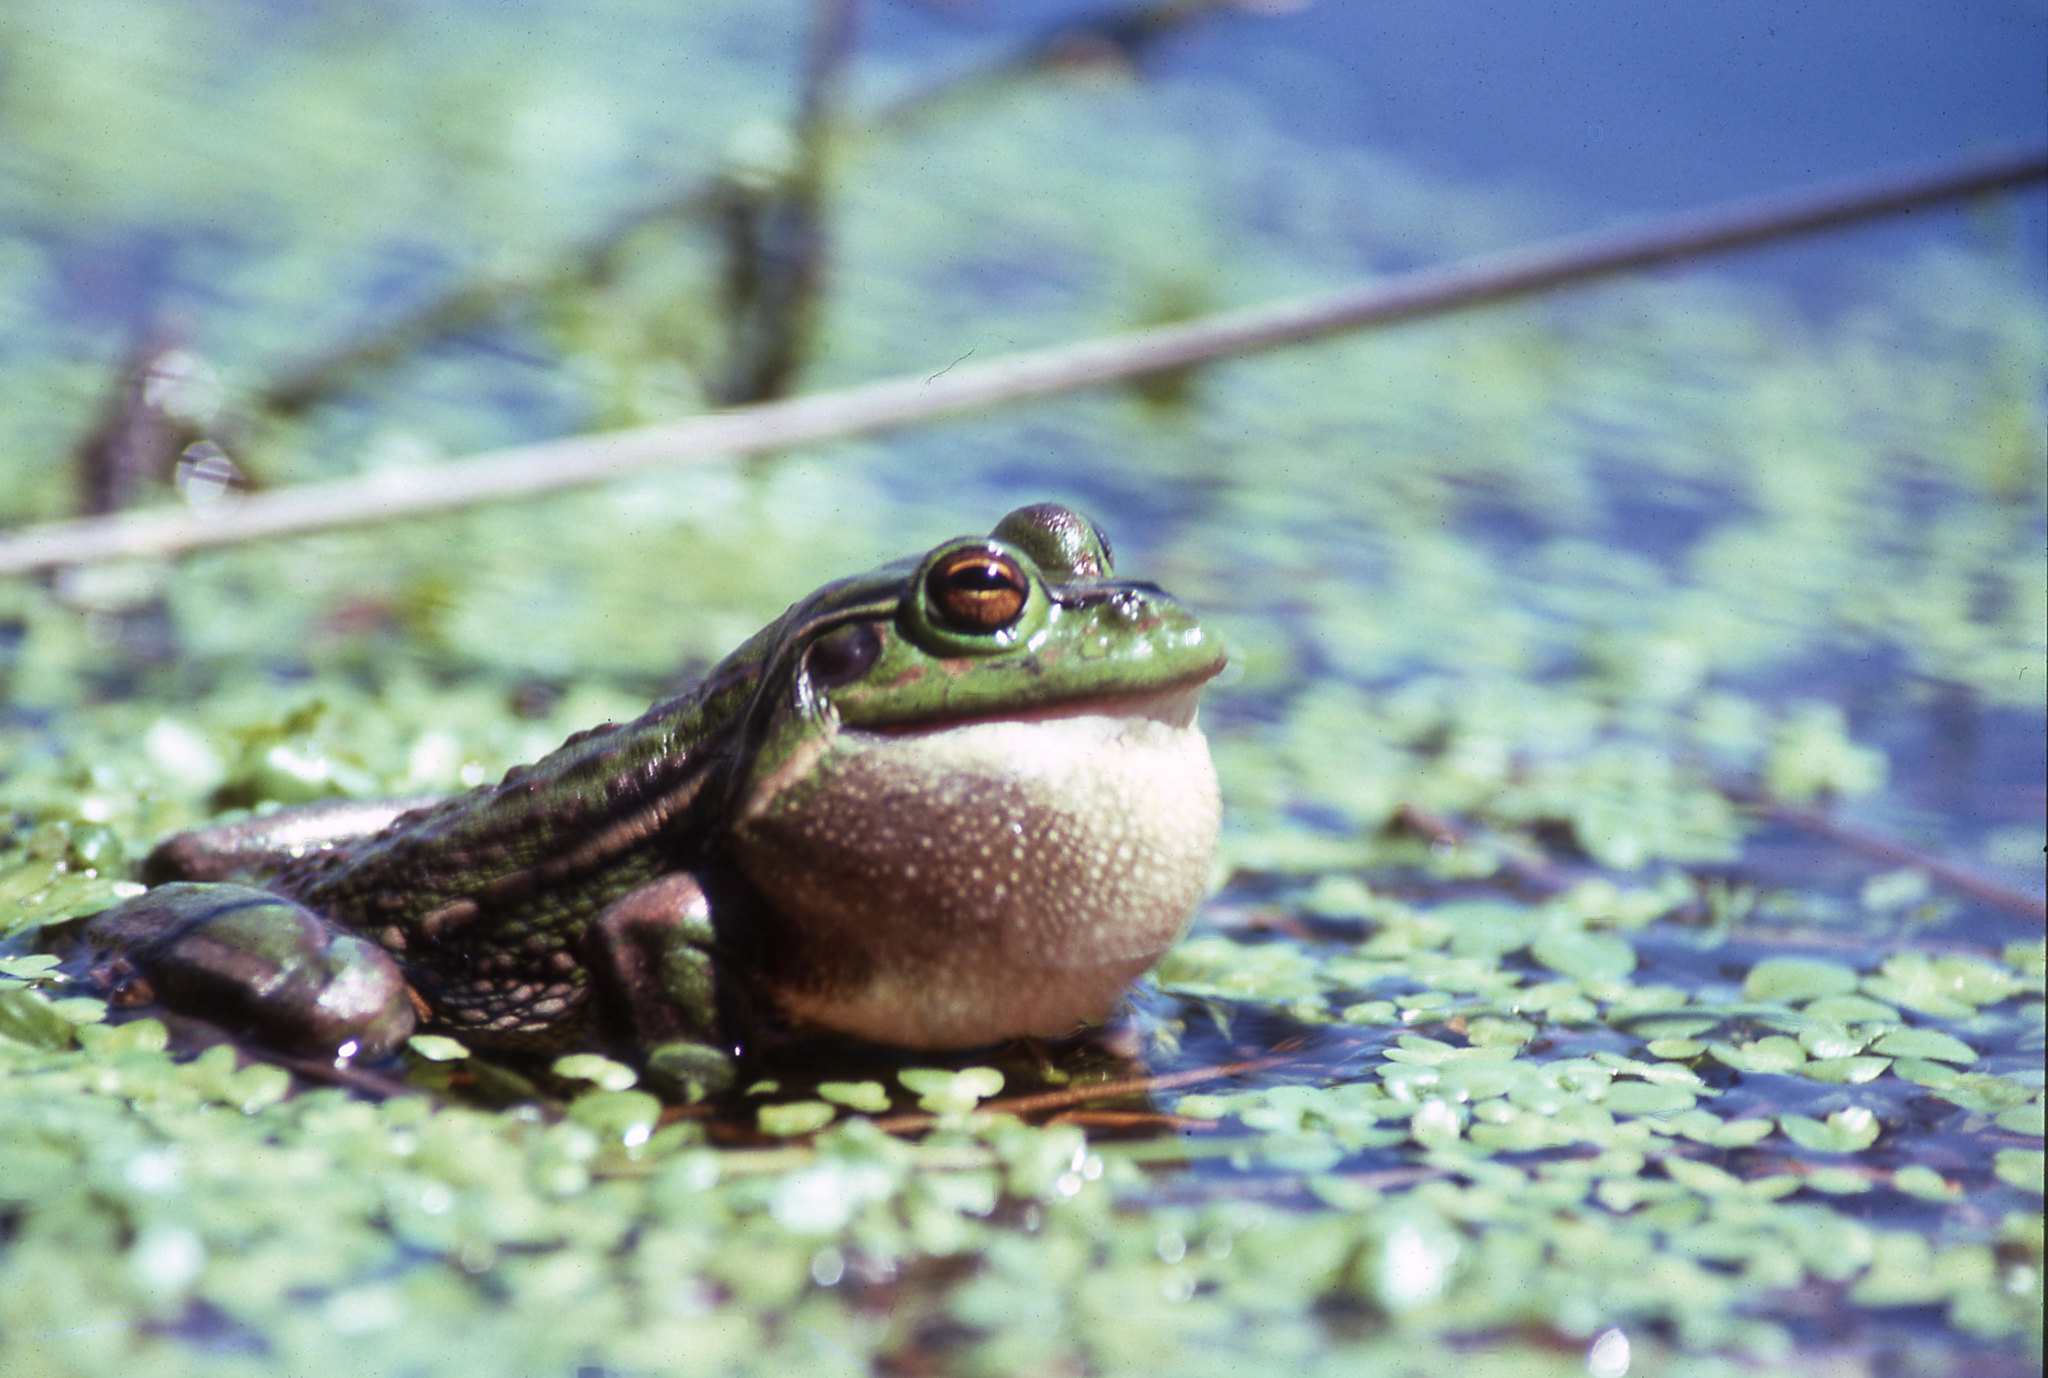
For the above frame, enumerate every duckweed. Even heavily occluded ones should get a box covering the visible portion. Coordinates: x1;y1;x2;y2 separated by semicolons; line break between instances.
3;2;2043;1375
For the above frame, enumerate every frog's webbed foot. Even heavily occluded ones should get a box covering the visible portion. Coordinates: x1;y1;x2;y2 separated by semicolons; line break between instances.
72;883;417;1060
584;873;738;1101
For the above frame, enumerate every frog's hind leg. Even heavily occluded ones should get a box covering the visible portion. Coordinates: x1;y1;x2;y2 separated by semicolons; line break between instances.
584;873;738;1100
73;882;417;1059
143;796;443;882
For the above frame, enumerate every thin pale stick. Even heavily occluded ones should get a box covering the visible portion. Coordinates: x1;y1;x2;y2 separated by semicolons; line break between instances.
868;1052;1298;1135
3;143;2041;577
1752;797;2047;923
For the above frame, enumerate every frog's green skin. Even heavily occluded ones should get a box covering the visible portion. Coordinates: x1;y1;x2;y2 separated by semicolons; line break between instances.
74;504;1225;1081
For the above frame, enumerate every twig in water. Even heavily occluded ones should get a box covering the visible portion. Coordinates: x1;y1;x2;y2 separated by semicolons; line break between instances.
3;143;2041;578
709;0;859;404
1738;792;2047;924
870;1051;1299;1135
1391;803;1577;894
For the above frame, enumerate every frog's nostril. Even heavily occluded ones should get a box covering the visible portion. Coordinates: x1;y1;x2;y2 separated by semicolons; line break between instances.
1108;589;1148;622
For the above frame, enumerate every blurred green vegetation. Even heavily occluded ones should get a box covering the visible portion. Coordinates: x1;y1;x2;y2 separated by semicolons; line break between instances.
2;3;2042;1375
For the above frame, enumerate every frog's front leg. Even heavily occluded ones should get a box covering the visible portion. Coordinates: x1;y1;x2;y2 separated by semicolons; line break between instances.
74;883;418;1059
583;873;739;1101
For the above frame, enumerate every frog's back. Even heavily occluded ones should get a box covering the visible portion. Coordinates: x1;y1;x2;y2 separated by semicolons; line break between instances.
273;673;748;1039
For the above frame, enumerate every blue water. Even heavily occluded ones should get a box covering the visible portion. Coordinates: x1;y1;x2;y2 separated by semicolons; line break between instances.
869;0;2048;297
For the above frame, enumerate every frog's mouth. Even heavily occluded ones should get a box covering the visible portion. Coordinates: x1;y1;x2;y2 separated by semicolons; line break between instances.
913;683;1196;737
879;680;1208;736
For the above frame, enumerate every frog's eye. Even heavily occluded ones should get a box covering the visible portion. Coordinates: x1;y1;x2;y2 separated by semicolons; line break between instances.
989;503;1113;580
925;548;1029;633
805;622;883;687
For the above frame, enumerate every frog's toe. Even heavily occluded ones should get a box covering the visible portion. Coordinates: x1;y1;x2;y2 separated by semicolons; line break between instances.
79;883;417;1060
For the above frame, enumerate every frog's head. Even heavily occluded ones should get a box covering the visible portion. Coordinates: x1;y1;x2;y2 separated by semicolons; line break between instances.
725;502;1226;1049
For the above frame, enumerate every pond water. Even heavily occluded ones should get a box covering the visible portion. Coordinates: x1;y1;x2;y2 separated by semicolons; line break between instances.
0;4;2041;1376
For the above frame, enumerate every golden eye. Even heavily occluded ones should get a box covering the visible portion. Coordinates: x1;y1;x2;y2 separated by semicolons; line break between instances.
926;549;1029;633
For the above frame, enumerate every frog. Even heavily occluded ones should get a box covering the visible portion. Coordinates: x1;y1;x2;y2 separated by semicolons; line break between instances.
68;503;1226;1094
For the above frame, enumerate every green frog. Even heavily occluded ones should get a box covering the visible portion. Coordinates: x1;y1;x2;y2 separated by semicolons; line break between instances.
71;504;1225;1092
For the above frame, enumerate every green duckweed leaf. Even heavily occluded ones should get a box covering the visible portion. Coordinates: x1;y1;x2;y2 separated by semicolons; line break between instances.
1799;1056;1891;1085
817;1080;893;1114
1744;957;1860;1003
1662;1156;1743;1195
758;1100;837;1138
76;1017;168;1056
552;1054;638;1091
0;952;61;983
1463;1015;1537;1047
1870;1027;1978;1064
1601;1081;1699;1116
898;1066;1004;1115
1923;1072;2035;1116
1801;993;1903;1023
1805;1167;1876;1195
1993;1150;2044;1194
1708;1036;1805;1074
1850;1233;1947;1306
406;1034;471;1063
0;987;77;1050
1891;1165;1957;1200
1659;1109;1776;1148
1435;1059;1523;1102
1794;1021;1867;1059
1531;929;1637;983
1863;953;2023;1019
1780;1107;1881;1154
1889;1057;1963;1090
567;1089;662;1146
1384;1034;1459;1065
45;997;107;1026
1408;1098;1464;1150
